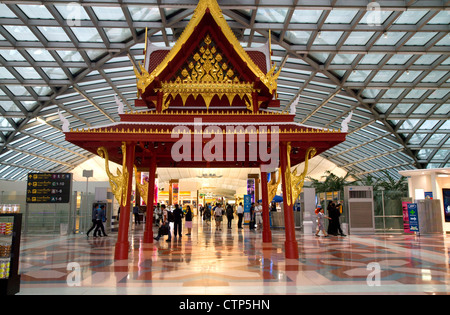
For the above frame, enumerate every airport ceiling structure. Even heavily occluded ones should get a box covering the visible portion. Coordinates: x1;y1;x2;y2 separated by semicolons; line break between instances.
0;0;448;182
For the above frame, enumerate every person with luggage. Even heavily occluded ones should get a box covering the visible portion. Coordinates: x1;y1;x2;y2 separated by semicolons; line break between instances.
154;204;171;242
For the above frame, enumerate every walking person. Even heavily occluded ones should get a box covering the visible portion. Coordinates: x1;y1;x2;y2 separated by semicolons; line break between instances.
199;205;204;220
204;205;212;226
329;201;346;236
86;204;98;238
133;204;141;225
214;203;223;231
255;202;263;231
237;202;244;229
185;205;193;235
249;202;256;230
94;205;108;237
315;206;331;237
226;203;234;229
173;204;184;238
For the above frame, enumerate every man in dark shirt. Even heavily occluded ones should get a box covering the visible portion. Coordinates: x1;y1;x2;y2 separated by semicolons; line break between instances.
172;204;184;238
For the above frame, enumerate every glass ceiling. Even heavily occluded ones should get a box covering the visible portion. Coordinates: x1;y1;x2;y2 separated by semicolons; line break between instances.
0;0;449;181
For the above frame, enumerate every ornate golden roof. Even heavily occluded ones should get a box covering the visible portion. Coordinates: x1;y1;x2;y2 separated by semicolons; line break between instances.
133;0;281;98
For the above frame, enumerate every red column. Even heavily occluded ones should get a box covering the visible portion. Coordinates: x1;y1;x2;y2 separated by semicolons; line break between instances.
279;142;299;259
114;142;135;260
143;155;157;243
260;170;272;243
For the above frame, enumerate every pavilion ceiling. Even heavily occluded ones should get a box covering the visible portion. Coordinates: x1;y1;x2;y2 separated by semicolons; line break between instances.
0;0;448;181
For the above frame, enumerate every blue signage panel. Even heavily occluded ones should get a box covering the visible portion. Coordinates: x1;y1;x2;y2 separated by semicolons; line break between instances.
243;194;251;225
407;203;420;233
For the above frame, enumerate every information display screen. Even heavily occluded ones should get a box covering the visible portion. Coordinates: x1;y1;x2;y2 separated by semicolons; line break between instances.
26;173;72;203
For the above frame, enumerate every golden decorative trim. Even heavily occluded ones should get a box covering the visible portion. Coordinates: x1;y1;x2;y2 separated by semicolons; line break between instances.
284;142;293;206
291;147;316;202
267;168;281;204
134;166;148;205
70;126;340;135
97;142;129;207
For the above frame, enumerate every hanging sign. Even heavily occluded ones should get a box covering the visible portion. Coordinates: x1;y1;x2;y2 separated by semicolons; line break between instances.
26;173;72;203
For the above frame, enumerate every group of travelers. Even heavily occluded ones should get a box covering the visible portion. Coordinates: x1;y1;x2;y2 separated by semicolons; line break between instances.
154;204;194;242
314;200;346;237
87;199;346;241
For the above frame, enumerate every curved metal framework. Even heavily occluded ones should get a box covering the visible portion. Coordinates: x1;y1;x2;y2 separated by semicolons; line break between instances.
0;0;448;181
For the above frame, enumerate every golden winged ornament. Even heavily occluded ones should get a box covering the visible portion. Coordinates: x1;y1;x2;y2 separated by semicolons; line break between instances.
134;166;149;205
97;142;129;207
291;147;316;202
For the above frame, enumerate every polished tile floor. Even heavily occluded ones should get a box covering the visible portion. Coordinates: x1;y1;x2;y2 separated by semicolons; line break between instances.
16;217;450;295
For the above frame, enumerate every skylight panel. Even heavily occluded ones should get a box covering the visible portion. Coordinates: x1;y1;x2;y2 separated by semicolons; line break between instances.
104;28;132;43
57;50;84;62
422;71;447;83
6;85;30;96
27;48;55;62
92;6;126;21
71;27;103;43
372;70;396;82
42;68;68;80
427;133;445;145
313;31;343;45
324;10;358;24
37;26;71;42
391;103;413;114
55;4;90;21
359;54;384;65
0;67;14;79
347;70;371;82
255;8;287;23
418;120;439;130
374;32;406;46
394;10;429;25
290;10;322;23
427;11;450;24
386;54;413;65
3;25;39;41
128;6;160;21
343;32;375;46
397;71;421;83
359;10;393;25
404;32;438;46
17;4;53;19
0;4;16;18
285;31;311;45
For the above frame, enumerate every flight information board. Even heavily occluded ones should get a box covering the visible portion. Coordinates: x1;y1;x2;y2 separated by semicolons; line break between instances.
26;173;72;203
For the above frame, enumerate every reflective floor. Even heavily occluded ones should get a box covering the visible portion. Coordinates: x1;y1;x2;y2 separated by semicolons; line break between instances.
17;217;450;295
